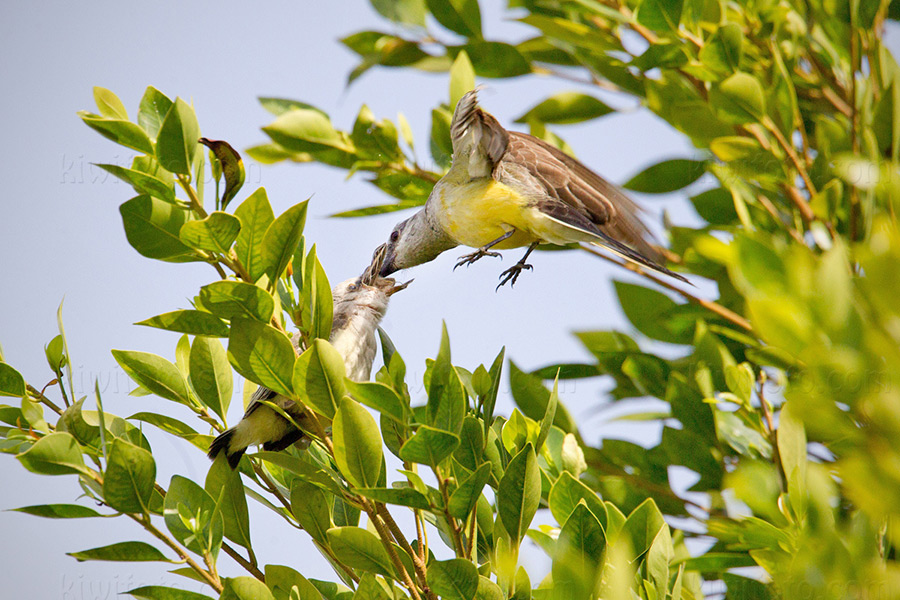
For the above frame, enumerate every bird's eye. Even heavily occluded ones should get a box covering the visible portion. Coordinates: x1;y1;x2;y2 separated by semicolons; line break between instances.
390;230;400;242
347;283;358;292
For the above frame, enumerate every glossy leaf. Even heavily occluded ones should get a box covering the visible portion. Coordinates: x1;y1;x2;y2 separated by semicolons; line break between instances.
164;475;223;558
111;350;190;405
333;397;383;489
190;336;232;422
261;201;309;282
290;479;332;544
326;526;395;578
0;363;26;397
138;86;173;140
498;443;541;540
103;438;156;514
205;455;252;549
293;339;346;419
136;310;229;337
79;112;154;154
199;280;274;323
96;164;176;204
709;72;766;124
119;195;196;262
426;558;478;600
345;379;407;424
68;541;169;562
156;98;200;175
179;211;241;254
623;158;706;194
234;188;275;283
515;92;613;125
12;503;103;519
228;318;295;398
199;138;245;210
126;586;213;600
399;425;460;468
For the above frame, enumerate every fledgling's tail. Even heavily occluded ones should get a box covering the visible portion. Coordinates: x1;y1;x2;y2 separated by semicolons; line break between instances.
207;428;245;470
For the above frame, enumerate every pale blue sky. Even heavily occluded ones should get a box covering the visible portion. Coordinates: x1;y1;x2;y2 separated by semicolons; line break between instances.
4;2;885;598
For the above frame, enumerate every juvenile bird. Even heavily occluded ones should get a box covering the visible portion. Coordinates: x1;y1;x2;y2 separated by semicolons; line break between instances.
208;274;410;468
378;88;687;287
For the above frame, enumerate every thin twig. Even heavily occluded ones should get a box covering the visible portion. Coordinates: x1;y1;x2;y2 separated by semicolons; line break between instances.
177;174;208;219
222;542;265;581
580;245;753;331
362;500;424;600
26;384;63;416
375;503;434;599
432;466;466;557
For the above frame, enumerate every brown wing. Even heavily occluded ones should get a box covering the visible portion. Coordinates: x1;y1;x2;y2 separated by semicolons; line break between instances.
503;131;664;265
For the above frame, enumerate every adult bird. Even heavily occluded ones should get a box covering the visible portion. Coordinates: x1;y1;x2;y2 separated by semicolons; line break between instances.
378;88;687;288
208;272;410;469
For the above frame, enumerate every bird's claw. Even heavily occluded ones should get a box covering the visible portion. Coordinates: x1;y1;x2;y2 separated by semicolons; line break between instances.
454;248;502;271
496;262;533;290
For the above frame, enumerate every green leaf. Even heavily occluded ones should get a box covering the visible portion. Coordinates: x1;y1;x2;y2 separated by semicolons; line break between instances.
535;376;558;453
138;86;174;140
136;310;229;337
327;526;396;578
448;462;492;519
699;23;743;73
126;586;213;600
179;212;241;254
709;73;767;124
96;164;176;204
677;552;757;571
164;475;224;558
103;438;156;513
303;248;333;340
265;565;321;600
17;432;86;475
119;195;196;262
508;362;575;433
263;110;353;154
426;323;466;434
777;400;807;518
450;51;476;110
371;0;426;26
261;201;309;282
234;188;275;283
199;138;245;210
636;0;683;32
128;412;203;448
426;0;482;37
93;86;128;119
356;486;430;509
12;503;103;519
623;158;706;194
205;455;252;550
290;480;332;544
68;541;169;562
458;42;531;78
156;98;200;175
345;380;407;424
515;92;614;125
334;397;383;489
552;503;605;599
621;498;666;561
221;577;275;600
498;443;541;541
79;112;154;154
190;336;232;422
112;350;190;405
293;339;346;420
228;318;295;398
549;472;608;530
199;281;275;323
427;559;478;600
613;281;691;344
0;363;26;397
399;425;460;468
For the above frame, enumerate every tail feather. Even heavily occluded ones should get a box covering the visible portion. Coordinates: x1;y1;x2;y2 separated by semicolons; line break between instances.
207;429;245;470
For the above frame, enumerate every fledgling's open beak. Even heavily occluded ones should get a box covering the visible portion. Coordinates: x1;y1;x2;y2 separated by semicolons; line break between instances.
374;277;413;296
361;244;388;286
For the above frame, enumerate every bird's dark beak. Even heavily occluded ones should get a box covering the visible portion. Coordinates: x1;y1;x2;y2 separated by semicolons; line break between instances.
379;248;398;277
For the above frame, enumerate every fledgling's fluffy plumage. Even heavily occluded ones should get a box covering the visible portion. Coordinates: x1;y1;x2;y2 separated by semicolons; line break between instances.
207;276;408;468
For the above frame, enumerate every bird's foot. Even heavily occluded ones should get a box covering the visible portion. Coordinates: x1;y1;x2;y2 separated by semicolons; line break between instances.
454;247;502;270
496;261;533;290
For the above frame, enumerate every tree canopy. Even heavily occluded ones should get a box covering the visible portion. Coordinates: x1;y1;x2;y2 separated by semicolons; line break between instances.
3;1;900;599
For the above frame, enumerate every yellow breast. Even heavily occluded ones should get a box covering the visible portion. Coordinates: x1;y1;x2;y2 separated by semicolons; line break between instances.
436;179;539;249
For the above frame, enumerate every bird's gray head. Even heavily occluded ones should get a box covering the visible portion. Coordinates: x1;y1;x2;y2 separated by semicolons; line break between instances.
379;210;458;276
332;276;411;320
